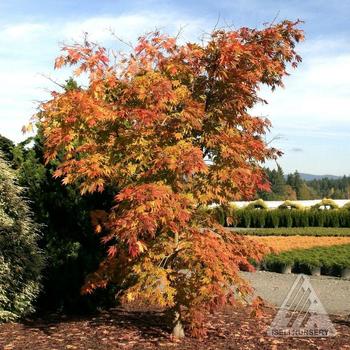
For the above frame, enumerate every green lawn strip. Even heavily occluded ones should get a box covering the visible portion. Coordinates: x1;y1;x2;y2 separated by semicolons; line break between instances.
262;244;350;271
230;227;350;236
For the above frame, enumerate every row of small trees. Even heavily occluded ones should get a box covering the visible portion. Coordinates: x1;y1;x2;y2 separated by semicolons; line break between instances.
243;198;346;210
210;199;350;228
236;209;350;228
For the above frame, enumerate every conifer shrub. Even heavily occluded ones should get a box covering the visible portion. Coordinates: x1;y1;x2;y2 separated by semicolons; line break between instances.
290;210;301;227
212;206;226;226
237;227;350;236
280;209;293;228
222;203;350;228
300;210;309;227
258;210;267;228
329;210;340;227
278;200;304;210
0;153;43;322
246;199;268;210
240;209;252;228
312;198;339;210
314;210;325;227
339;209;350;227
343;202;350;210
268;210;280;228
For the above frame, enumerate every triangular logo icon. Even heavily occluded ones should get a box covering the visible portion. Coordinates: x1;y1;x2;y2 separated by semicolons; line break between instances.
267;274;336;337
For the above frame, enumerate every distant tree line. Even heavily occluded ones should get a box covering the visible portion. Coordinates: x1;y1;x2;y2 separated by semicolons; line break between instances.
258;165;350;200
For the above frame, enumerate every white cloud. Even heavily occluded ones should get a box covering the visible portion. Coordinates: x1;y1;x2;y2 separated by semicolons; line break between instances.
61;13;206;43
254;46;350;127
0;12;208;142
1;13;350;163
1;23;47;41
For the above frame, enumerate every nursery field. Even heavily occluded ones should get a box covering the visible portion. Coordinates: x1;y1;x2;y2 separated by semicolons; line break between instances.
228;226;350;277
263;244;350;273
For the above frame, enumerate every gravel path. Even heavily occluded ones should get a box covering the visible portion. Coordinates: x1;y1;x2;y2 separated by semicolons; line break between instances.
241;271;350;315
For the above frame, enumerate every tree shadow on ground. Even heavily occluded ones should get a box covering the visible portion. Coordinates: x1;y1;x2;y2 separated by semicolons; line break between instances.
21;307;172;339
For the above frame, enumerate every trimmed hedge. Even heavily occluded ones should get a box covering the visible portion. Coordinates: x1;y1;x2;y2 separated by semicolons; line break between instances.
263;244;350;274
233;227;350;236
229;208;350;228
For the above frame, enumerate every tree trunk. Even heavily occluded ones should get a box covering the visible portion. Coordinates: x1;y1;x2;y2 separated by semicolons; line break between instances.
171;232;185;338
172;310;185;338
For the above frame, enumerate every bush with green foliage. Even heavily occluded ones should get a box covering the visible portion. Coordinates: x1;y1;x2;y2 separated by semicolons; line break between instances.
0;134;14;162
246;199;268;210
343;202;350;210
12;132;116;313
312;198;339;210
233;227;350;236
0;153;43;321
268;210;280;228
211;205;226;226
278;200;304;210
250;209;267;228
227;207;350;228
263;244;350;274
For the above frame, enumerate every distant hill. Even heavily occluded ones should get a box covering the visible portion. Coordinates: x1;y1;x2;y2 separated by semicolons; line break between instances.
298;173;341;181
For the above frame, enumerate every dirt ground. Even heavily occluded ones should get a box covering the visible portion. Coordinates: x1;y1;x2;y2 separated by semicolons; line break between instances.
0;305;349;350
242;271;350;315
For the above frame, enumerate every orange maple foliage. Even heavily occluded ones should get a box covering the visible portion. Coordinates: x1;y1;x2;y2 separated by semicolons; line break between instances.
36;20;303;337
249;235;350;252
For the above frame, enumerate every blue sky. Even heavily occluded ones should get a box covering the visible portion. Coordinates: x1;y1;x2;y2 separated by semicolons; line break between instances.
0;0;350;175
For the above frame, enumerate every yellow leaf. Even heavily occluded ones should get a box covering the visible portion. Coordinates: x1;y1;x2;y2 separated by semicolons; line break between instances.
127;163;137;175
126;292;134;301
136;241;147;253
22;122;34;134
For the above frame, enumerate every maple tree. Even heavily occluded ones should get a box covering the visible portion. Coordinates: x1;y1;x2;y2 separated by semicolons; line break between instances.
35;20;303;337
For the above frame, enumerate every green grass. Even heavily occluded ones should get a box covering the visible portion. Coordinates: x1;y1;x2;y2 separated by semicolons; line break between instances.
230;227;350;236
263;244;350;271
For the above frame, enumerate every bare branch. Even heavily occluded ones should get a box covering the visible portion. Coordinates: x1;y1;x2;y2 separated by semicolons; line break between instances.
40;74;66;89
